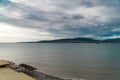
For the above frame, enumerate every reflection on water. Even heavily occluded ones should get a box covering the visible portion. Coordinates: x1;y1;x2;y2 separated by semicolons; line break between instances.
0;43;120;80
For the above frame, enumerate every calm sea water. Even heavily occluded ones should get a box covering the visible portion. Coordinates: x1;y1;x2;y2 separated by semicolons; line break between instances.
0;43;120;80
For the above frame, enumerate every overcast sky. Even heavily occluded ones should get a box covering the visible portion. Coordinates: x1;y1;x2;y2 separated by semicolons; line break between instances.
0;0;120;42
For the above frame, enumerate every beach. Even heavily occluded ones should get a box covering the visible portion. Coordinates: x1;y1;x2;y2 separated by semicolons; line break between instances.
0;59;68;80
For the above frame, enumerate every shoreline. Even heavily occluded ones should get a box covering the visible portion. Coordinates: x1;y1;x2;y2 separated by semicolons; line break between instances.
33;71;70;80
0;59;70;80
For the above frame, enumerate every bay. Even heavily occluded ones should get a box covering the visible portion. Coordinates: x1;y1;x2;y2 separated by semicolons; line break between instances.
0;43;120;80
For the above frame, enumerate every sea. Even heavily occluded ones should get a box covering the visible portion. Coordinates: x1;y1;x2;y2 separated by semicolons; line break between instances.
0;43;120;80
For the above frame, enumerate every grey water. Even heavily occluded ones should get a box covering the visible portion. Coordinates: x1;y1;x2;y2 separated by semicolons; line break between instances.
0;43;120;80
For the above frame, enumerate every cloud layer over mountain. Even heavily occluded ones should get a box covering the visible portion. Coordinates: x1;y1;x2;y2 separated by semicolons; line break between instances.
0;0;120;42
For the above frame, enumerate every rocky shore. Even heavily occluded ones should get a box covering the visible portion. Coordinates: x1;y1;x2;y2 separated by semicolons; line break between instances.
33;71;72;80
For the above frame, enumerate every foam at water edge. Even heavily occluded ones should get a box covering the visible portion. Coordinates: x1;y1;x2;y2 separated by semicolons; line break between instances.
65;78;87;80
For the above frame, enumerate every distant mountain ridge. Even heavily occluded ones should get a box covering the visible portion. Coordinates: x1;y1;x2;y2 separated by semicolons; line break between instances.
33;38;120;43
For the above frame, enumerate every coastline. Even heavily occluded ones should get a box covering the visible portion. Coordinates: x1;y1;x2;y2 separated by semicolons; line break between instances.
0;59;70;80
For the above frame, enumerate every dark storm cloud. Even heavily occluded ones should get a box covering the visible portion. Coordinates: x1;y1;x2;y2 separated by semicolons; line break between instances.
80;0;95;7
61;14;84;20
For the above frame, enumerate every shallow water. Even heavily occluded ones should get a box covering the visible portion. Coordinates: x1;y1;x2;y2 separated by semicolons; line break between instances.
0;43;120;80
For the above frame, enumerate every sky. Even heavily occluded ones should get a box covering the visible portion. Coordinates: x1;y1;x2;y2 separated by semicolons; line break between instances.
0;0;120;42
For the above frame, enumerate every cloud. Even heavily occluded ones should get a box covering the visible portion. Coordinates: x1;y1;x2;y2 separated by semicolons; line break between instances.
80;0;95;7
0;0;120;42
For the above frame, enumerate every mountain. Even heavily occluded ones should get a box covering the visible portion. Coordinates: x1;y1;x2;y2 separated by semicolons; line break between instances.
102;38;120;43
24;37;120;43
37;38;99;43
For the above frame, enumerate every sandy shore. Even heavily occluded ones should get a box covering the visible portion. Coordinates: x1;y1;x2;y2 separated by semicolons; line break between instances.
3;60;72;80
